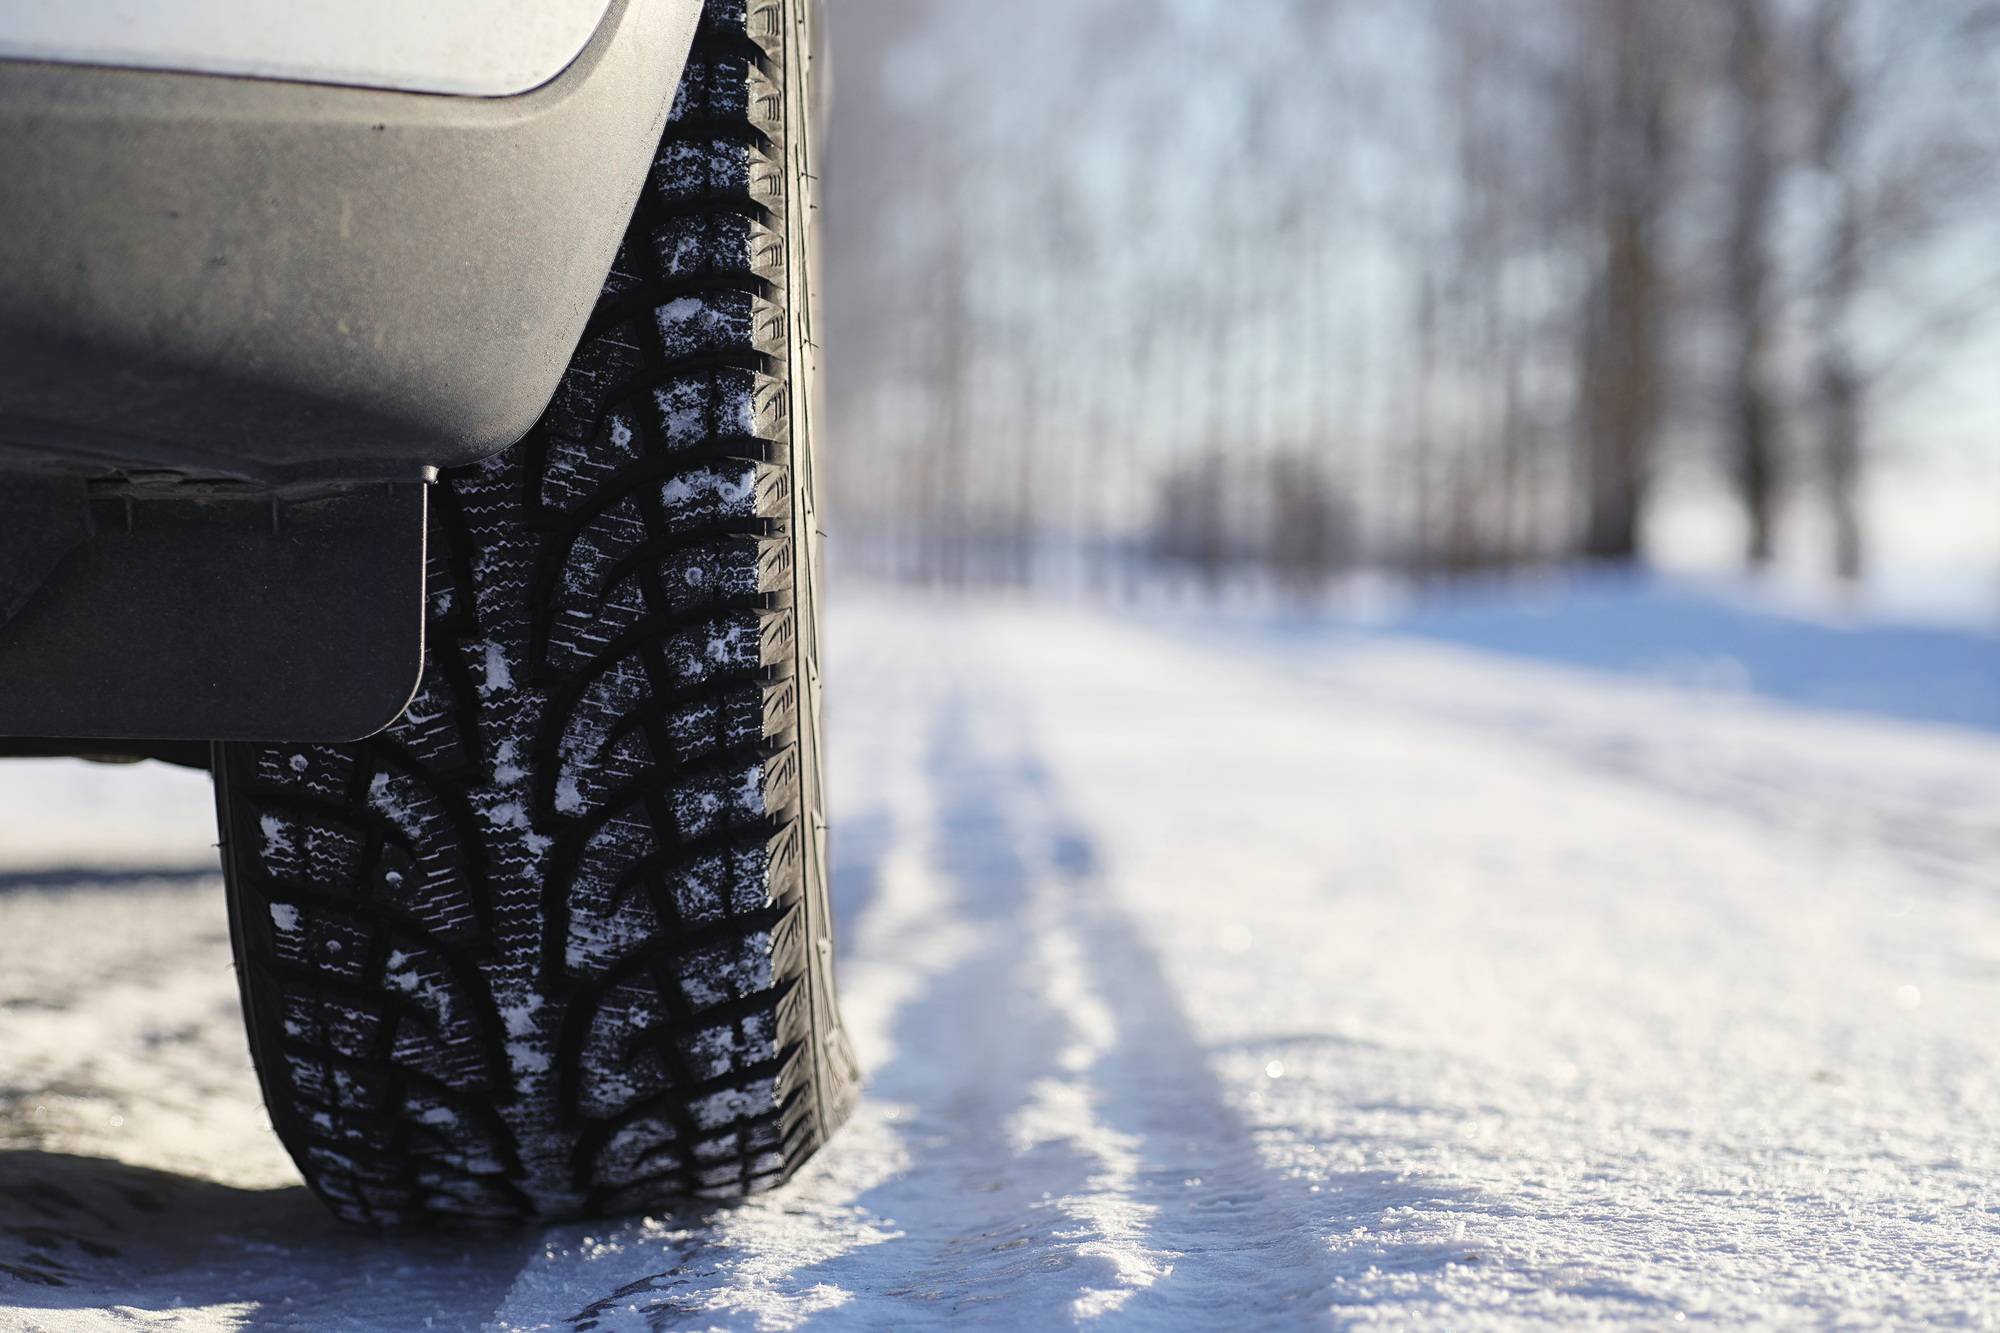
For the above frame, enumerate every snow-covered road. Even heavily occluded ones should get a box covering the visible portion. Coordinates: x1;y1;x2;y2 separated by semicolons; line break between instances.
3;587;2000;1329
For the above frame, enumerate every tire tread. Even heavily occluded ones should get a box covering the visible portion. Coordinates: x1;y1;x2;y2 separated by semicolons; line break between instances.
214;0;854;1226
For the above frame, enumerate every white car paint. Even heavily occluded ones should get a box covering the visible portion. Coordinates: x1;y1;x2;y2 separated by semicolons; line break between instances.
0;0;618;97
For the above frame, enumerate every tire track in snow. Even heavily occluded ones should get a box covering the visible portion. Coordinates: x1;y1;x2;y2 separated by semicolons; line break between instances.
1215;624;2000;890
989;598;2000;1327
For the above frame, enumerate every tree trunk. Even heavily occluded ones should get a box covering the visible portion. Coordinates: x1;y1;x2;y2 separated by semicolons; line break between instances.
1575;0;1675;562
1725;0;1781;566
1806;0;1865;582
1819;351;1862;581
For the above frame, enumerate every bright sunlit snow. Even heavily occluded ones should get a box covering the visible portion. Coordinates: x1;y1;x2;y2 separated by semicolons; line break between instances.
2;579;1999;1328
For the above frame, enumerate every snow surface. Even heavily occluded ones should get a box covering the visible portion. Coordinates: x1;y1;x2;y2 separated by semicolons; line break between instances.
4;582;2000;1327
1359;570;2000;731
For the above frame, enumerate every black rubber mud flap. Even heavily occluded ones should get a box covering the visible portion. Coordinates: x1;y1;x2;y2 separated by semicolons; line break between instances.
214;0;858;1226
0;483;426;742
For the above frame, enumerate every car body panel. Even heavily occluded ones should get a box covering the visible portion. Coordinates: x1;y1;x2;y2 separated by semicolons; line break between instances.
0;0;618;98
0;0;703;486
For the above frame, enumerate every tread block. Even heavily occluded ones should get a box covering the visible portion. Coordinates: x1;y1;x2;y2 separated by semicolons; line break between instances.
647;212;785;283
649;367;789;451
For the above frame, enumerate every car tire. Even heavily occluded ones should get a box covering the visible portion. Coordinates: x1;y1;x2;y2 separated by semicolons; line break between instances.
211;0;857;1226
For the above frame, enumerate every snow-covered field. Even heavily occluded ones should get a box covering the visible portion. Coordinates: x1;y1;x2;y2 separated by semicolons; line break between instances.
3;582;2000;1329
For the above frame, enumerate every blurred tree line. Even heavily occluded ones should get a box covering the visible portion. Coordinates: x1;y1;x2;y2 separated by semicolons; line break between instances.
818;0;2000;592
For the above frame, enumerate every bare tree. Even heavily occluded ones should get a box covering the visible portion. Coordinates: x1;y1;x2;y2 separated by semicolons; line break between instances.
1786;0;2000;581
818;0;2000;593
